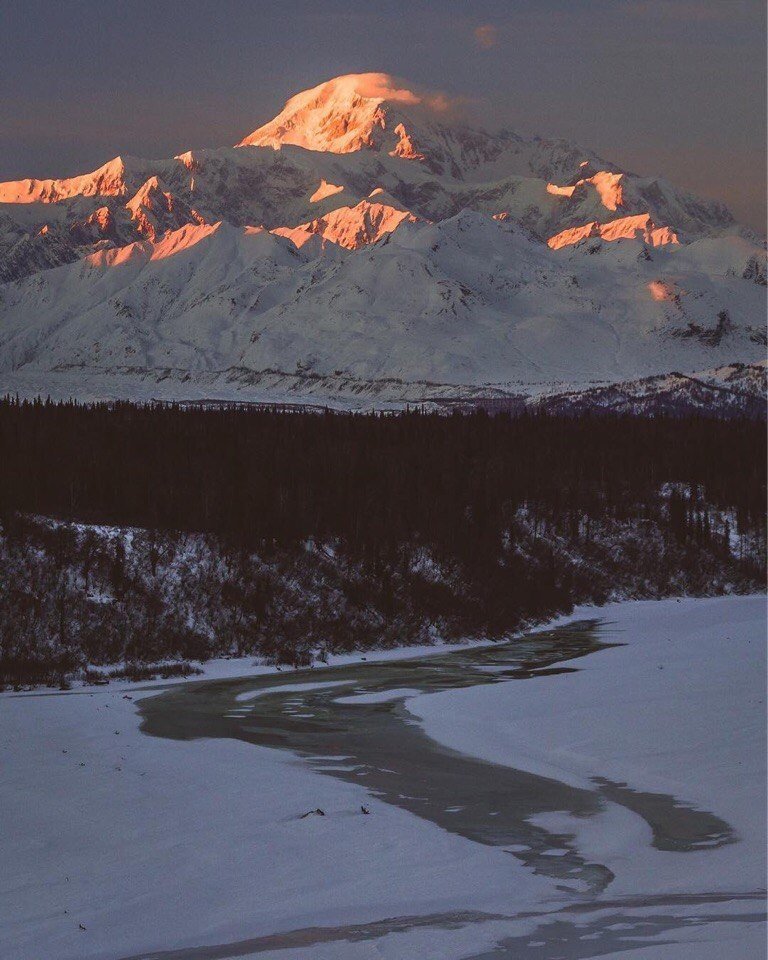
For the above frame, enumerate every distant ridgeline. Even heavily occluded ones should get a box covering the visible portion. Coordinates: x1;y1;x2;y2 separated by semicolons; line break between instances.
0;400;764;685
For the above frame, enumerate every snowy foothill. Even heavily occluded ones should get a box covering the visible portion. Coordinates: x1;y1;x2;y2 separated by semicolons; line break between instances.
1;595;765;960
0;210;763;405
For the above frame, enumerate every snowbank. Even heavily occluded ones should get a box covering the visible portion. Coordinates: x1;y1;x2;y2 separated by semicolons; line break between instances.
411;595;767;900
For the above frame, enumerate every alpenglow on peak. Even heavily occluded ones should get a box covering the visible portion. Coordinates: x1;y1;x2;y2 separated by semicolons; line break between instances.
236;73;456;157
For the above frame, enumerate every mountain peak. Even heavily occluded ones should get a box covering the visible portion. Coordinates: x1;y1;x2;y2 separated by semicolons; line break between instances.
237;73;443;155
236;74;609;184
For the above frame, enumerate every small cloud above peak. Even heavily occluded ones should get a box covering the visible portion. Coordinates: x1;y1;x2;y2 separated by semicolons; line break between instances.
473;24;498;49
330;73;422;105
305;73;461;114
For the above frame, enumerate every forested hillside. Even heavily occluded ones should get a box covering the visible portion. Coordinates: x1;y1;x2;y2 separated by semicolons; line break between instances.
0;402;764;686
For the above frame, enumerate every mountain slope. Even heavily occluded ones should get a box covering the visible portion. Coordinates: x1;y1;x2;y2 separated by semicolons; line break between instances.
271;192;418;250
532;363;767;418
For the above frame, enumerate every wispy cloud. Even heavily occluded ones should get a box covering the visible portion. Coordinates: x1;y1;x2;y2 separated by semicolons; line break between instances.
336;74;469;115
473;23;498;49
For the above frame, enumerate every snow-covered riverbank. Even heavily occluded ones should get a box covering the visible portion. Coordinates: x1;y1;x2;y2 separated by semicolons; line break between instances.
1;596;765;960
1;677;539;960
412;595;767;900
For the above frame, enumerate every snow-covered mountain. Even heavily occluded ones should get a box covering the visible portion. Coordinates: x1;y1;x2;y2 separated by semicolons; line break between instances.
0;73;764;406
238;72;608;184
271;191;418;250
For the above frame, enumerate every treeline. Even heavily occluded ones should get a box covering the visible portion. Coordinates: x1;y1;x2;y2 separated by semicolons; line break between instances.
0;399;764;549
0;400;764;685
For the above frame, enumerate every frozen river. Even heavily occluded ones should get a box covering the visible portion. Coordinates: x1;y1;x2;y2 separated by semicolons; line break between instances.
2;596;765;959
141;620;734;900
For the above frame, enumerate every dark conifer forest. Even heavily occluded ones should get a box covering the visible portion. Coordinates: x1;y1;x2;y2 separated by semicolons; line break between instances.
0;399;764;686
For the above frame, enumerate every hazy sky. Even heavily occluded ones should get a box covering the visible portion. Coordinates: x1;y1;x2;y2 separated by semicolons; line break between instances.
1;0;765;230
